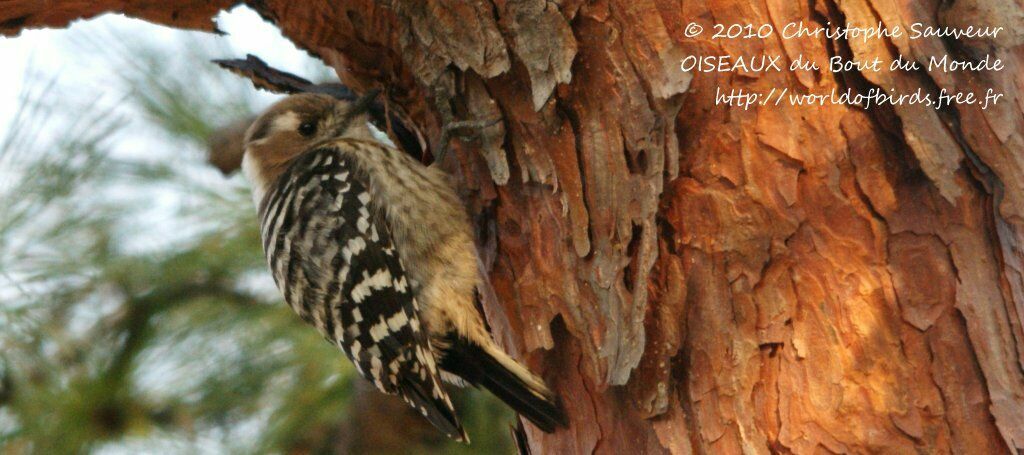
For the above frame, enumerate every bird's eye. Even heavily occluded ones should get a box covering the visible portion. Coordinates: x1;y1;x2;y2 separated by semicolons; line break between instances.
298;122;317;137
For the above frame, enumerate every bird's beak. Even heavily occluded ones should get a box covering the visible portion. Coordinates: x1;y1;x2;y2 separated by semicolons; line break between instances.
331;88;381;138
349;88;381;118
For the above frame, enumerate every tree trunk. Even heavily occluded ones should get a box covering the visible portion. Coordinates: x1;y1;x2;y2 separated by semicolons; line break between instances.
5;0;1024;453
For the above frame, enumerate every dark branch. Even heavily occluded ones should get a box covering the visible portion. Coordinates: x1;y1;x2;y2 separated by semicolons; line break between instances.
212;54;357;99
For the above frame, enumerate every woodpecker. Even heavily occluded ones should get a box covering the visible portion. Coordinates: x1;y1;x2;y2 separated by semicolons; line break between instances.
241;92;566;441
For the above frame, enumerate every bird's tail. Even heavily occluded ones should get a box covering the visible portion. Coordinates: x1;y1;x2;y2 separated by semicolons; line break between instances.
439;335;567;432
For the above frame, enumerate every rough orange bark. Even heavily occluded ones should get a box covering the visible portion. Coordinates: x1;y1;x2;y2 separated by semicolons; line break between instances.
4;0;1023;453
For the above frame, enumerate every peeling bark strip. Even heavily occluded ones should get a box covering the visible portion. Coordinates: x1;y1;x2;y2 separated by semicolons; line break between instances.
5;0;1024;453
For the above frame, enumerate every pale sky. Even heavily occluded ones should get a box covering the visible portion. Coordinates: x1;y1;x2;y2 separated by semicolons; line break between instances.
0;5;336;254
0;5;330;132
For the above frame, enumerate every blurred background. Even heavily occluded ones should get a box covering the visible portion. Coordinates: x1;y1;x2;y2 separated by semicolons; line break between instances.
0;6;513;454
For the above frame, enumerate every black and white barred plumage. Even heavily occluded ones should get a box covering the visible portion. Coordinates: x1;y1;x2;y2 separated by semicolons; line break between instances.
258;147;461;437
242;92;566;441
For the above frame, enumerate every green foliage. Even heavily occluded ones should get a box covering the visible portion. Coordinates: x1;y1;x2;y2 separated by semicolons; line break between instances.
0;25;512;454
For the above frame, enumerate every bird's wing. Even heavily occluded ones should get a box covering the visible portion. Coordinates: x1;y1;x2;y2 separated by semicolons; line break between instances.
271;145;465;441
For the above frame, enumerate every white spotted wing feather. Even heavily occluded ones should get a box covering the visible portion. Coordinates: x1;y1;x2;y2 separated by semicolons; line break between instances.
256;144;465;440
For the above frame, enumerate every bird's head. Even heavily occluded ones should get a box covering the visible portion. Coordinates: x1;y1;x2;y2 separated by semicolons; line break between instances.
242;91;377;199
